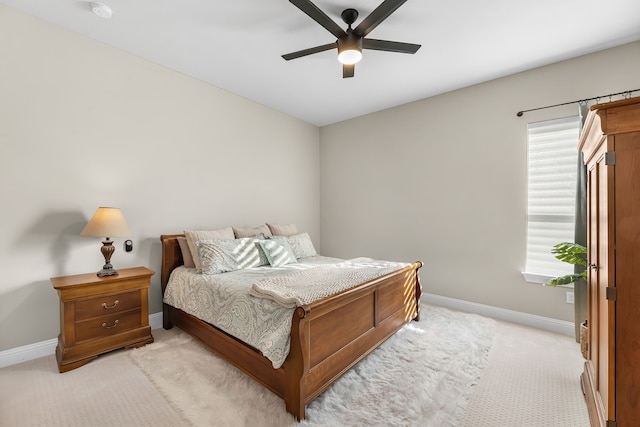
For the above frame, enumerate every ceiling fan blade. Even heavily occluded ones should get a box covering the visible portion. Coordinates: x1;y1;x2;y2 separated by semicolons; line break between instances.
282;43;336;61
289;0;346;39
362;38;421;54
343;64;355;78
353;0;408;37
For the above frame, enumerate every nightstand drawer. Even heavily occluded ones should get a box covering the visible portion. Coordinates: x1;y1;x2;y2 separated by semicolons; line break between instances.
75;310;141;342
75;291;141;321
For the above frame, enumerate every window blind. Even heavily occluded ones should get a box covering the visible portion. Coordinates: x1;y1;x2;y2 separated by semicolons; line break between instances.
525;116;581;279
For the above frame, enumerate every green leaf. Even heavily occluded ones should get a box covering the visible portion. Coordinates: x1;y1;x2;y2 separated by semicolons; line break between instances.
545;242;589;287
546;273;584;287
551;242;587;266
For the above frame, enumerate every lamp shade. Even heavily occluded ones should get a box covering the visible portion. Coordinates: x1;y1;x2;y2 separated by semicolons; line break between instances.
80;207;132;238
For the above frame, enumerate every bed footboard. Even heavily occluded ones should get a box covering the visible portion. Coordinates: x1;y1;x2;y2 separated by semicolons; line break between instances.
284;261;422;419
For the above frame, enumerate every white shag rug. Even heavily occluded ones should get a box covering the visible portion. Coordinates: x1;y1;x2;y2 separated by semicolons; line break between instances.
129;306;495;427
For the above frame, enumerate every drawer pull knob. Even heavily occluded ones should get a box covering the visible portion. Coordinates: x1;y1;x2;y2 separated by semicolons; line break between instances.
101;320;119;329
102;300;119;309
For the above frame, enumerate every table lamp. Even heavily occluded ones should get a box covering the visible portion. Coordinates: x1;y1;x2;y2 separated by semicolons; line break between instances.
80;207;132;277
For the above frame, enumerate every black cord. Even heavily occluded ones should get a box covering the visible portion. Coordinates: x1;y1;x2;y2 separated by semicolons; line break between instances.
516;89;640;117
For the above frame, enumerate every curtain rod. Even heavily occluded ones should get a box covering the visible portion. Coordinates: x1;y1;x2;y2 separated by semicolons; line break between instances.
516;89;640;117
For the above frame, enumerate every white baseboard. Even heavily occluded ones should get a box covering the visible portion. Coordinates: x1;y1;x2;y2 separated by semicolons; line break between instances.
0;337;59;370
149;311;164;330
423;293;575;337
1;300;573;369
0;312;164;369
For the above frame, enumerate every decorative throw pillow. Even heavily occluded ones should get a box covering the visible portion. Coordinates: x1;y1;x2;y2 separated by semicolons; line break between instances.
233;225;272;238
234;237;270;268
266;223;298;237
271;232;317;259
184;227;235;272
196;237;269;274
177;236;196;268
196;240;240;274
257;239;297;267
252;238;271;267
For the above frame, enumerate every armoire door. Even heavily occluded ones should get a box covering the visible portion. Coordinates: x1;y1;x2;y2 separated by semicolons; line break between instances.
586;140;615;424
613;132;640;421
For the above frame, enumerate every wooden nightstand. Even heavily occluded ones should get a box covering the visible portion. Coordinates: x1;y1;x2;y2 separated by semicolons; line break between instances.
51;266;154;372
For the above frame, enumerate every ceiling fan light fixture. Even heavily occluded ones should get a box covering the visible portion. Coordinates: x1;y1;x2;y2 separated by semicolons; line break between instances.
337;34;362;65
338;48;362;65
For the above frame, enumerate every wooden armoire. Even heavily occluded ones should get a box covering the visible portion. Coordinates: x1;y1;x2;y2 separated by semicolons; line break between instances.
578;96;640;427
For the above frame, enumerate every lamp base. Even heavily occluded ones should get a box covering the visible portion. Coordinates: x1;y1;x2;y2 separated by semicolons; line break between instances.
96;239;119;277
97;267;119;277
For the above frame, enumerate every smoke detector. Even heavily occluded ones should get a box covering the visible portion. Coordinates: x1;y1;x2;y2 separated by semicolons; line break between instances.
90;2;113;19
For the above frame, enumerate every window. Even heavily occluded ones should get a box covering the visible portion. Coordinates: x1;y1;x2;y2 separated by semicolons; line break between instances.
523;115;581;284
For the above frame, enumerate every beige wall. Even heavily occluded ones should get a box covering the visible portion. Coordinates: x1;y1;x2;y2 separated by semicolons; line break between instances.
320;40;640;321
0;6;320;351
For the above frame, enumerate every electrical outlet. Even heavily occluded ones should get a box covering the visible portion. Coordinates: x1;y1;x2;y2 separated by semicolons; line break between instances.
566;291;575;304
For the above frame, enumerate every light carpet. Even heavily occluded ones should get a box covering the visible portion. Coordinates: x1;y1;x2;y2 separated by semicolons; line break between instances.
128;306;496;427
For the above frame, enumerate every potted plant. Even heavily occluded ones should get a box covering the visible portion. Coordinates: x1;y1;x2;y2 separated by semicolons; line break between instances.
545;242;587;286
546;241;588;356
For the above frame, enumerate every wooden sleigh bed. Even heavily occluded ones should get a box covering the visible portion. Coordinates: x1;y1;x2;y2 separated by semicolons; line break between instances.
160;233;423;421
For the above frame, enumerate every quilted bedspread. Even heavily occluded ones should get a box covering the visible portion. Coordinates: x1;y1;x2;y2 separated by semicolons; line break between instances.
163;256;407;368
250;258;408;308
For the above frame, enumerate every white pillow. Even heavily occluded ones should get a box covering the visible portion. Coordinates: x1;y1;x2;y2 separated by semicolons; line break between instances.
196;240;239;274
184;227;235;272
196;237;269;275
257;239;297;267
271;232;317;259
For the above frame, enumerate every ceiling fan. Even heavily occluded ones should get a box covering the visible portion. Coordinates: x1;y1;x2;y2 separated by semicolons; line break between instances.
282;0;421;78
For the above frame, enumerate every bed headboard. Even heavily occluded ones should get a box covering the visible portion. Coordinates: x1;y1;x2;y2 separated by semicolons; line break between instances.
160;234;184;293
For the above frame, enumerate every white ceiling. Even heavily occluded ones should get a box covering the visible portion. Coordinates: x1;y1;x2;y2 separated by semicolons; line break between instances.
3;0;640;126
